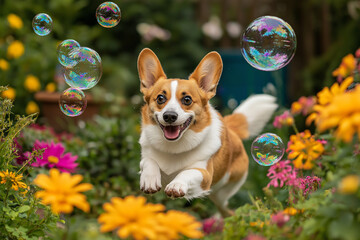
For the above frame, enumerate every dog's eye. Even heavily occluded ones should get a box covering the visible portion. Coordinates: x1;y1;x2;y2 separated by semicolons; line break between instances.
182;96;192;106
156;94;167;104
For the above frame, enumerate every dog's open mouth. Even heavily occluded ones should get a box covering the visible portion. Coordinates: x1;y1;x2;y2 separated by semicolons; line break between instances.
159;116;193;141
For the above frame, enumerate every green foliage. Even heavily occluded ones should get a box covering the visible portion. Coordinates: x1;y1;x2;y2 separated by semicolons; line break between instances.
0;87;60;240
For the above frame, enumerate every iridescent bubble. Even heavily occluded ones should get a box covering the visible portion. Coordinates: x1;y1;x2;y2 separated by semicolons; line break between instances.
59;88;87;117
57;39;81;67
32;13;53;36
241;16;296;71
251;133;285;166
96;2;121;28
64;47;102;90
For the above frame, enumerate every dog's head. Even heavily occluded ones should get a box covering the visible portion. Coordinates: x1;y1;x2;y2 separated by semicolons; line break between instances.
138;48;222;142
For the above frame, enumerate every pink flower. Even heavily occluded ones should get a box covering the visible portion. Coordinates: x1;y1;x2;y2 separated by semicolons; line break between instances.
291;96;316;116
267;160;298;188
202;217;223;235
30;140;78;172
271;212;290;228
298;176;321;196
273;110;294;128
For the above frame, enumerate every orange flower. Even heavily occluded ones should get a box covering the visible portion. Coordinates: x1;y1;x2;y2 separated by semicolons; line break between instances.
332;54;357;79
24;75;41;92
306;77;353;126
7;14;23;29
0;59;9;71
287;130;324;169
7;41;25;59
1;87;16;100
25;101;39;115
316;85;360;142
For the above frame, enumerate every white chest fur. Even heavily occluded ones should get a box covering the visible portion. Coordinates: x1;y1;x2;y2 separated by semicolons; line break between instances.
140;106;222;175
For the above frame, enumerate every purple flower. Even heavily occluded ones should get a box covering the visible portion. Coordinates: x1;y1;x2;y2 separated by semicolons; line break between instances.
30;140;78;172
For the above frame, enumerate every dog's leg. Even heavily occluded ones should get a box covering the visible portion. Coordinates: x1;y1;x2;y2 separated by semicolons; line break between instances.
209;171;248;218
140;158;162;194
165;168;211;199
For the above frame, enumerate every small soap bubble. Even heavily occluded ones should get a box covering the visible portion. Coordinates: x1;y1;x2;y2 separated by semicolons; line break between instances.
64;47;102;90
32;13;53;36
96;2;121;28
59;88;87;117
251;133;285;166
57;39;81;67
241;16;296;71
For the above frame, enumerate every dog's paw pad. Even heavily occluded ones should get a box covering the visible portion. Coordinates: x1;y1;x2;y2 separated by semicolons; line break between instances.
140;174;162;194
165;182;188;198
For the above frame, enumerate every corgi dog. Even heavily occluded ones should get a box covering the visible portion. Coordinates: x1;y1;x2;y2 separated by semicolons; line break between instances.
138;48;277;217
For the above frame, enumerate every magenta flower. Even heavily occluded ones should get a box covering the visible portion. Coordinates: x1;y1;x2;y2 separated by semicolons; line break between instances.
273;110;294;129
298;176;321;196
31;140;78;172
267;160;298;188
271;212;290;228
202;217;224;235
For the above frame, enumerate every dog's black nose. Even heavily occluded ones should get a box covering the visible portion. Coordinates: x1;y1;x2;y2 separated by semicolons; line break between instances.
163;111;178;123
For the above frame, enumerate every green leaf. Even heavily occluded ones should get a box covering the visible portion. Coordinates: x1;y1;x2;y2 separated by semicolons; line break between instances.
18;205;31;213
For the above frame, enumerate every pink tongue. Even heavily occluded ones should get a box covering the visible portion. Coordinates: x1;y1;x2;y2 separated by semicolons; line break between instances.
164;126;181;140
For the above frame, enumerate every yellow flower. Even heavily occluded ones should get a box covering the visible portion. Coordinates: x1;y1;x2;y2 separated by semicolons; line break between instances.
332;54;357;78
7;14;23;29
283;207;298;216
316;85;360;142
98;196;165;240
24;75;41;92
338;175;360;194
287;130;324;169
45;82;56;93
154;210;204;240
0;59;9;71
25;101;39;115
7;40;25;59
33;169;93;214
306;77;353;126
0;170;27;191
2;87;16;100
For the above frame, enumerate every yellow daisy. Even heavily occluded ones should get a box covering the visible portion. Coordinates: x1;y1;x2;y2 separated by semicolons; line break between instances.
154;210;204;240
7;14;23;29
24;75;41;92
287;130;324;169
0;59;9;71
34;169;93;214
2;87;16;100
0;170;27;191
98;196;165;240
25;101;40;115
45;82;56;92
338;175;360;194
7;41;25;59
316;85;360;142
332;54;357;79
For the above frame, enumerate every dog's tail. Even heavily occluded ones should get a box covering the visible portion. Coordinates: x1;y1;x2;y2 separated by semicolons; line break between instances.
224;94;278;139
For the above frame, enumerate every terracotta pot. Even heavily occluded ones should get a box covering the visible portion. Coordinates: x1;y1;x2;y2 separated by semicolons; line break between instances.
35;91;100;132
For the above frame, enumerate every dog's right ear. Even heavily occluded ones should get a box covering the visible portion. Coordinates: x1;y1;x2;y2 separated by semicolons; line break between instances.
137;48;167;93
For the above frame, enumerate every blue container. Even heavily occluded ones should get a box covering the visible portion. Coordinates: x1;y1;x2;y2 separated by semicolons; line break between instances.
217;49;287;108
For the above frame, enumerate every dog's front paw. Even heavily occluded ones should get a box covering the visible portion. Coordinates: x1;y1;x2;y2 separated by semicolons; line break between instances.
165;181;188;198
140;173;162;194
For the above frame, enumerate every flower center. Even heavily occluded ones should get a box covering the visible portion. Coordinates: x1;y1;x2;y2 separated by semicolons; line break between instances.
48;156;59;164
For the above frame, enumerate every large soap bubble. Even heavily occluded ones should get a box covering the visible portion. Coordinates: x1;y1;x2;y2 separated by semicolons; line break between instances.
251;133;285;166
241;16;296;71
64;47;102;90
57;39;81;67
32;13;53;36
96;2;121;28
59;88;87;117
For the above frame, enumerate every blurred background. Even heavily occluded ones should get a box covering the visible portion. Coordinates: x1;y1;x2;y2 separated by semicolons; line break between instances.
1;0;360;225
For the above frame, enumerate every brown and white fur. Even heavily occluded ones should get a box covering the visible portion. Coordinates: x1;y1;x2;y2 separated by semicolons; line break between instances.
138;48;277;217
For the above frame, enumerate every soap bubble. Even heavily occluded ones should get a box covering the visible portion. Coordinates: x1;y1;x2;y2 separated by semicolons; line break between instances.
57;39;81;67
96;2;121;28
32;13;53;36
59;88;87;117
241;16;296;71
64;47;102;90
251;133;285;166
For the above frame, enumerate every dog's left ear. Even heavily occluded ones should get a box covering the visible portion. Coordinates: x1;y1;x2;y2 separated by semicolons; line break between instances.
189;51;223;99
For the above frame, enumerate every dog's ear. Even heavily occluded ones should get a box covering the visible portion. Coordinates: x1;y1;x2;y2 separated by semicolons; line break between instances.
137;48;167;93
189;51;223;99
